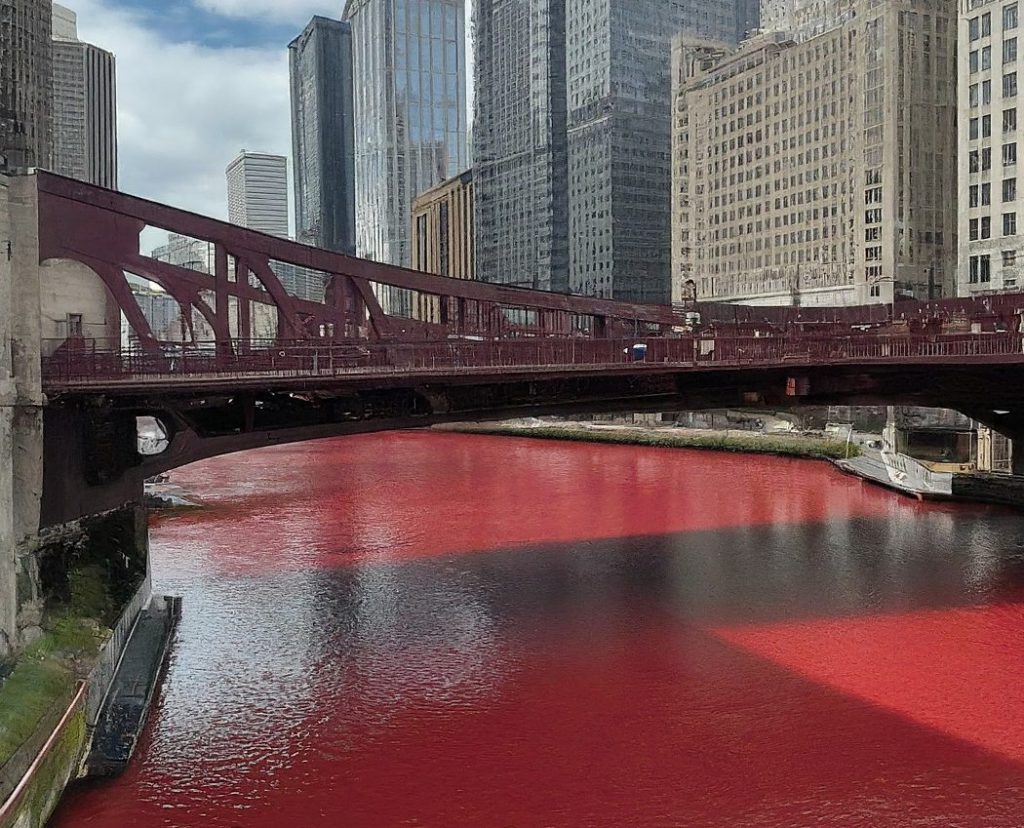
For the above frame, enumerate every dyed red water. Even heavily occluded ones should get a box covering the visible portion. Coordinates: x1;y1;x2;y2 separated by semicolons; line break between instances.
51;433;1024;826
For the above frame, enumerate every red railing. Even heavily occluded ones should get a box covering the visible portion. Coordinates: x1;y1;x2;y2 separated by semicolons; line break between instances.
41;333;1024;388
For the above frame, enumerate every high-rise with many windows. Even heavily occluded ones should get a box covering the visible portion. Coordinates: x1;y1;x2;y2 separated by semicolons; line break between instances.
474;0;745;303
1;0;52;169
51;2;118;189
673;0;958;306
225;151;289;238
343;0;468;271
959;0;1024;295
289;15;356;254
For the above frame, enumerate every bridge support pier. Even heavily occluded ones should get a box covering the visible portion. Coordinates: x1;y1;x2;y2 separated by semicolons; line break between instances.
1;176;47;655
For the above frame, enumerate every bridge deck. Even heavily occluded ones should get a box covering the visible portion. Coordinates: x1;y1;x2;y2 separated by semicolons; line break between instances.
42;334;1024;396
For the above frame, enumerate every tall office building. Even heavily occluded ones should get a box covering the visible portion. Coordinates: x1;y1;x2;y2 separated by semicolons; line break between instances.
1;0;52;169
736;0;761;39
473;0;743;304
50;3;117;188
672;0;958;307
289;15;356;254
958;0;1024;296
473;0;567;291
344;0;468;270
225;151;289;238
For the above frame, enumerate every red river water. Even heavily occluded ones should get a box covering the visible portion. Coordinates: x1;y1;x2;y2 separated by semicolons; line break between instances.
51;432;1024;826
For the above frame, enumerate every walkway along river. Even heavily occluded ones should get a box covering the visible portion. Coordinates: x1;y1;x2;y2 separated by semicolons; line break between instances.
51;432;1024;826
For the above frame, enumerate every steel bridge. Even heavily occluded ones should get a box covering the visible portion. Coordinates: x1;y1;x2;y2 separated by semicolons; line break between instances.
23;172;1024;525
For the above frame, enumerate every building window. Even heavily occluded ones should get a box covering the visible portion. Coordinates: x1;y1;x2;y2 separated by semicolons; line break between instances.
985;115;993;137
1005;212;1018;235
1005;177;1018;201
1006;142;1019;165
972;16;981;41
1004;249;1018;266
985;79;993;104
970;254;993;283
1005;72;1019;97
1006;3;1019;31
1007;37;1019;63
971;117;980;139
985;11;994;35
984;46;993;70
971;185;980;207
67;313;83;337
1005;108;1018;133
984;182;993;205
971;218;980;241
971;83;980;107
972;50;981;73
983;216;993;238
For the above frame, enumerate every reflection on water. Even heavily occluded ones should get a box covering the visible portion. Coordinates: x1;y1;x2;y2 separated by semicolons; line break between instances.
52;433;1024;827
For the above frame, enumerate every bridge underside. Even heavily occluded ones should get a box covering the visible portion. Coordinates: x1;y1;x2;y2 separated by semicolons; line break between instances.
40;360;1024;527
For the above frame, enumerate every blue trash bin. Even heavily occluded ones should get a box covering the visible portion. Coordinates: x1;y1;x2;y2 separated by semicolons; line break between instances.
631;344;648;362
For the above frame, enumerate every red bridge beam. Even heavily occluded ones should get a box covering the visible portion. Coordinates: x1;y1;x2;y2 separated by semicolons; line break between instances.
35;172;680;327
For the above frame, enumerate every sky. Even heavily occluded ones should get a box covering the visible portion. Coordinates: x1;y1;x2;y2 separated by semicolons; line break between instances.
72;0;474;232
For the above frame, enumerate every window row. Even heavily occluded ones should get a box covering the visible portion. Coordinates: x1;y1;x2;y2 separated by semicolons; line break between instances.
968;212;1018;239
969;4;1019;42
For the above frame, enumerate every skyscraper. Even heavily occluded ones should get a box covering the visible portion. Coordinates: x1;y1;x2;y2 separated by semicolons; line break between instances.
289;15;356;254
344;0;468;269
473;0;744;304
225;151;289;238
0;0;52;169
51;3;118;188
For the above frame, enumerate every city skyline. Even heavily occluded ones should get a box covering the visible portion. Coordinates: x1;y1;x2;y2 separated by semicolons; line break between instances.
55;0;476;227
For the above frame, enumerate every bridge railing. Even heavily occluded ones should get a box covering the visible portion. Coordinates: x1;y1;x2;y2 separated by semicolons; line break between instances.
40;332;1024;386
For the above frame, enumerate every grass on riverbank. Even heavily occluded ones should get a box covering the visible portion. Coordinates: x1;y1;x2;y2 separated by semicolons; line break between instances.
450;424;860;461
0;590;112;768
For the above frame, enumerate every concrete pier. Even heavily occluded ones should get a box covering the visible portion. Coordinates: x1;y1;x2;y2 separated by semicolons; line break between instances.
1;176;45;656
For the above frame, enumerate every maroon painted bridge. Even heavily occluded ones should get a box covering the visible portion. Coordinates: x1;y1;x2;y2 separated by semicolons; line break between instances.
28;172;1024;526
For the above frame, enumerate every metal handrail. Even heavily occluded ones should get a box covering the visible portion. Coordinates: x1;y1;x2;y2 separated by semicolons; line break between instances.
41;333;1024;387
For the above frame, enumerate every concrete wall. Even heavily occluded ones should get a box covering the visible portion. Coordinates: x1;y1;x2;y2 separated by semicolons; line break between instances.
1;179;16;656
38;258;120;353
1;176;46;656
0;174;116;653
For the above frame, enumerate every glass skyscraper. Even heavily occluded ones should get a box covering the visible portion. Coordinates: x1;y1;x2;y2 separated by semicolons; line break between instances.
344;0;468;270
474;0;747;304
289;16;356;255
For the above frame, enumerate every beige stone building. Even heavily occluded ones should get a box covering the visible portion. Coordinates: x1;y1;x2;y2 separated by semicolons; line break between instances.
410;169;473;323
672;0;958;307
412;169;474;281
958;0;1024;295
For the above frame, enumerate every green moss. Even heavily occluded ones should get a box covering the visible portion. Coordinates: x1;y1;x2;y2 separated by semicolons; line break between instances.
456;425;860;461
68;564;113;621
0;655;73;766
0;617;109;768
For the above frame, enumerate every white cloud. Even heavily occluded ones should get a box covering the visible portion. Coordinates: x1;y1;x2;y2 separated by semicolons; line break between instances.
64;0;477;236
72;0;294;227
193;0;340;24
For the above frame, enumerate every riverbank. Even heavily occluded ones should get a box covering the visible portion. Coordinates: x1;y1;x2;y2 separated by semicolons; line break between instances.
0;505;176;828
438;422;860;461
